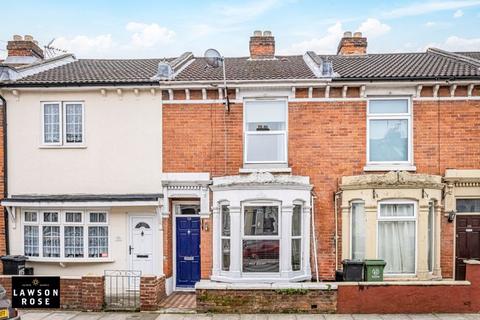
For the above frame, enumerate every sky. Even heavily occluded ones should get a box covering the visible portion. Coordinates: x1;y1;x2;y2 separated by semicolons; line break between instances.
1;0;480;59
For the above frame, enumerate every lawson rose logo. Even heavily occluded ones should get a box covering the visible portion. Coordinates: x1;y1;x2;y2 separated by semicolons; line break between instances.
12;276;60;308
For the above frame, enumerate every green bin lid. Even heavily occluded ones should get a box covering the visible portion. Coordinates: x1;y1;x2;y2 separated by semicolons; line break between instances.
364;259;386;266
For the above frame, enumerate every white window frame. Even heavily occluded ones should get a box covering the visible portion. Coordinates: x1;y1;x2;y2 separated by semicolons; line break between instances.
41;101;85;147
366;97;413;167
376;199;418;276
350;200;365;260
21;209;109;261
241;200;282;275
220;203;231;272
291;202;303;272
243;98;288;164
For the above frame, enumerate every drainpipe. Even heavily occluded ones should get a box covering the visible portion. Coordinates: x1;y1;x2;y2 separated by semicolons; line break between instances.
0;94;9;255
334;191;342;271
311;192;319;282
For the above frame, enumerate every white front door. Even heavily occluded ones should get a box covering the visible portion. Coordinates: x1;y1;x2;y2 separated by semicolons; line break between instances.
129;216;155;275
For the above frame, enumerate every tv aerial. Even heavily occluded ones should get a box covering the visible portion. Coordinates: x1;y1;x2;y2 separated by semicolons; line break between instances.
204;48;229;112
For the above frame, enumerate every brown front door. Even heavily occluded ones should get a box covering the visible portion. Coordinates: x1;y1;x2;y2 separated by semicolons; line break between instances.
455;215;480;280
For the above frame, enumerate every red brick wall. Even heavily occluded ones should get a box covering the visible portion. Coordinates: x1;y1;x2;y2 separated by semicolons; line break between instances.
140;276;166;311
337;263;480;313
163;98;480;280
81;275;104;311
60;278;82;309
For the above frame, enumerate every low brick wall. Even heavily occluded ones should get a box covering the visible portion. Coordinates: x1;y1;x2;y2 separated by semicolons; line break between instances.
196;282;337;313
140;275;166;311
0;275;104;311
337;262;480;314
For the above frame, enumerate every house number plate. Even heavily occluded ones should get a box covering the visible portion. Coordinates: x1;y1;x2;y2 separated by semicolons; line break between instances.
184;256;194;261
466;228;473;232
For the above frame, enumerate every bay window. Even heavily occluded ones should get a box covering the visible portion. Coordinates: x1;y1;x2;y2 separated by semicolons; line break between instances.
378;202;416;274
244;99;287;164
22;209;108;260
367;98;412;166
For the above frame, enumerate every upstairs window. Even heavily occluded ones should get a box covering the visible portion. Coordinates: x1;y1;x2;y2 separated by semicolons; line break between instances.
42;102;84;146
244;99;287;164
367;98;412;165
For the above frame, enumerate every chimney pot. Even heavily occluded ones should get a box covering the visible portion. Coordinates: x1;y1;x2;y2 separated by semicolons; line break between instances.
13;35;22;41
249;30;275;59
24;35;34;41
6;34;44;64
337;31;367;55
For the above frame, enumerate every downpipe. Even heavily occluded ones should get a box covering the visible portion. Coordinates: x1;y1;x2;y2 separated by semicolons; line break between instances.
334;191;342;271
311;192;319;282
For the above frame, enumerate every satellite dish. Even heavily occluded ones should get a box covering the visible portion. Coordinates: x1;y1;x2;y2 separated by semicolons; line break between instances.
204;48;223;68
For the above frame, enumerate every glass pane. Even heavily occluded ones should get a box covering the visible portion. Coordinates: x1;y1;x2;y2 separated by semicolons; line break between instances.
378;221;416;274
178;205;200;215
428;203;434;272
66;212;82;223
379;203;414;217
292;205;301;237
456;199;480;213
43;103;60;143
245;100;286;131
43;212;59;223
90;212;107;223
24;226;39;257
222;239;230;271
369;119;408;162
64;226;84;258
65;103;83;143
292;238;301;271
244;206;278;236
221;205;230;237
369;99;408;114
242;240;279;272
24;212;37;222
88;226;108;258
135;222;150;229
246;133;285;162
351;203;365;260
43;226;60;257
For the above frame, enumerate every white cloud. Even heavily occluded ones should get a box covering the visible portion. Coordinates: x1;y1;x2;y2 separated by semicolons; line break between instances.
280;22;343;54
425;21;437;27
357;18;391;37
52;34;114;58
384;0;480;18
427;36;480;51
453;9;464;17
126;22;175;48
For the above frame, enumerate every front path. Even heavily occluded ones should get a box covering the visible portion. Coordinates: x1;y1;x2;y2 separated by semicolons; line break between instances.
18;311;480;320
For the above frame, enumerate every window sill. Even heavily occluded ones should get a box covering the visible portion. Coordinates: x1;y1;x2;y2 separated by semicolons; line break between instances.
39;145;87;149
239;167;292;174
363;165;416;172
26;257;114;263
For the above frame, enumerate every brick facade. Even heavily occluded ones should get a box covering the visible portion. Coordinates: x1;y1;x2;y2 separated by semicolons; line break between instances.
140;276;166;311
163;92;480;280
81;275;104;311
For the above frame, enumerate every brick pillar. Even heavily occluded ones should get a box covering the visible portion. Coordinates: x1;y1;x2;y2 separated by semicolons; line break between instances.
140;276;166;311
465;260;480;312
81;275;104;311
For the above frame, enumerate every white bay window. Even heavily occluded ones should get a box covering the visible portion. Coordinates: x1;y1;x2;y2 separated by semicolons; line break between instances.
23;209;108;260
244;99;287;164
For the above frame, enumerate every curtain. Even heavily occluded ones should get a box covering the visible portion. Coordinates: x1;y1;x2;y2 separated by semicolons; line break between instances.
378;204;415;274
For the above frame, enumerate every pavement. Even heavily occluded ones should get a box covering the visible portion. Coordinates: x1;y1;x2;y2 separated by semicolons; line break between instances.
16;311;480;320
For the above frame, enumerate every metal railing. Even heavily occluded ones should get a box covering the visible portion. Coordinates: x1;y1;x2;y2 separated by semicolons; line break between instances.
104;270;142;311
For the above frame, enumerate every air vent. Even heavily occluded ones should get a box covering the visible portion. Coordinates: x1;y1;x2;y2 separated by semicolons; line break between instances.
151;61;173;80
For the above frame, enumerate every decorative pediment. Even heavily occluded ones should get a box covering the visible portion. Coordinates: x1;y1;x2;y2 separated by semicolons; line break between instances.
341;171;443;190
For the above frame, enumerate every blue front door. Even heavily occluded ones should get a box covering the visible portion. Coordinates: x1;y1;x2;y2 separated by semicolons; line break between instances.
176;216;201;288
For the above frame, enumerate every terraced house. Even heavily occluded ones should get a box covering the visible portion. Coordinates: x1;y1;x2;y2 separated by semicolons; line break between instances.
0;30;479;310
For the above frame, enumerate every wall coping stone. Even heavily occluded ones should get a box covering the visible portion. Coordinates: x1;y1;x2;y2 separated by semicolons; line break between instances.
195;280;338;290
337;280;470;286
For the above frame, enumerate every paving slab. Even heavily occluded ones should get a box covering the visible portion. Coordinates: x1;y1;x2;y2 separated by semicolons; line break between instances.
18;311;55;320
155;314;188;320
380;315;412;320
325;315;354;320
352;315;382;320
295;315;326;320
435;315;471;320
70;313;104;320
211;314;241;320
408;315;439;320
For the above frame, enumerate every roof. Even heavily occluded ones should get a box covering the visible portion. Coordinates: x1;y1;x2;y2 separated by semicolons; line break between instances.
2;49;480;86
3;193;163;203
310;50;480;81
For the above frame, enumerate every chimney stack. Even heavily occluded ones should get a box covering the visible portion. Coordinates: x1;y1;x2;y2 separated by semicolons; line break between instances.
249;30;275;60
5;34;44;66
337;31;367;55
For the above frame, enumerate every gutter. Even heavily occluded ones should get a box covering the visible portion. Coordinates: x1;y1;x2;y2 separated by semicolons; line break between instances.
0;94;8;255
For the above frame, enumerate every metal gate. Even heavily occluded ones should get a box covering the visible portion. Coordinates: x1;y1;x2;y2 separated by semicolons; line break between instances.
104;270;142;311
